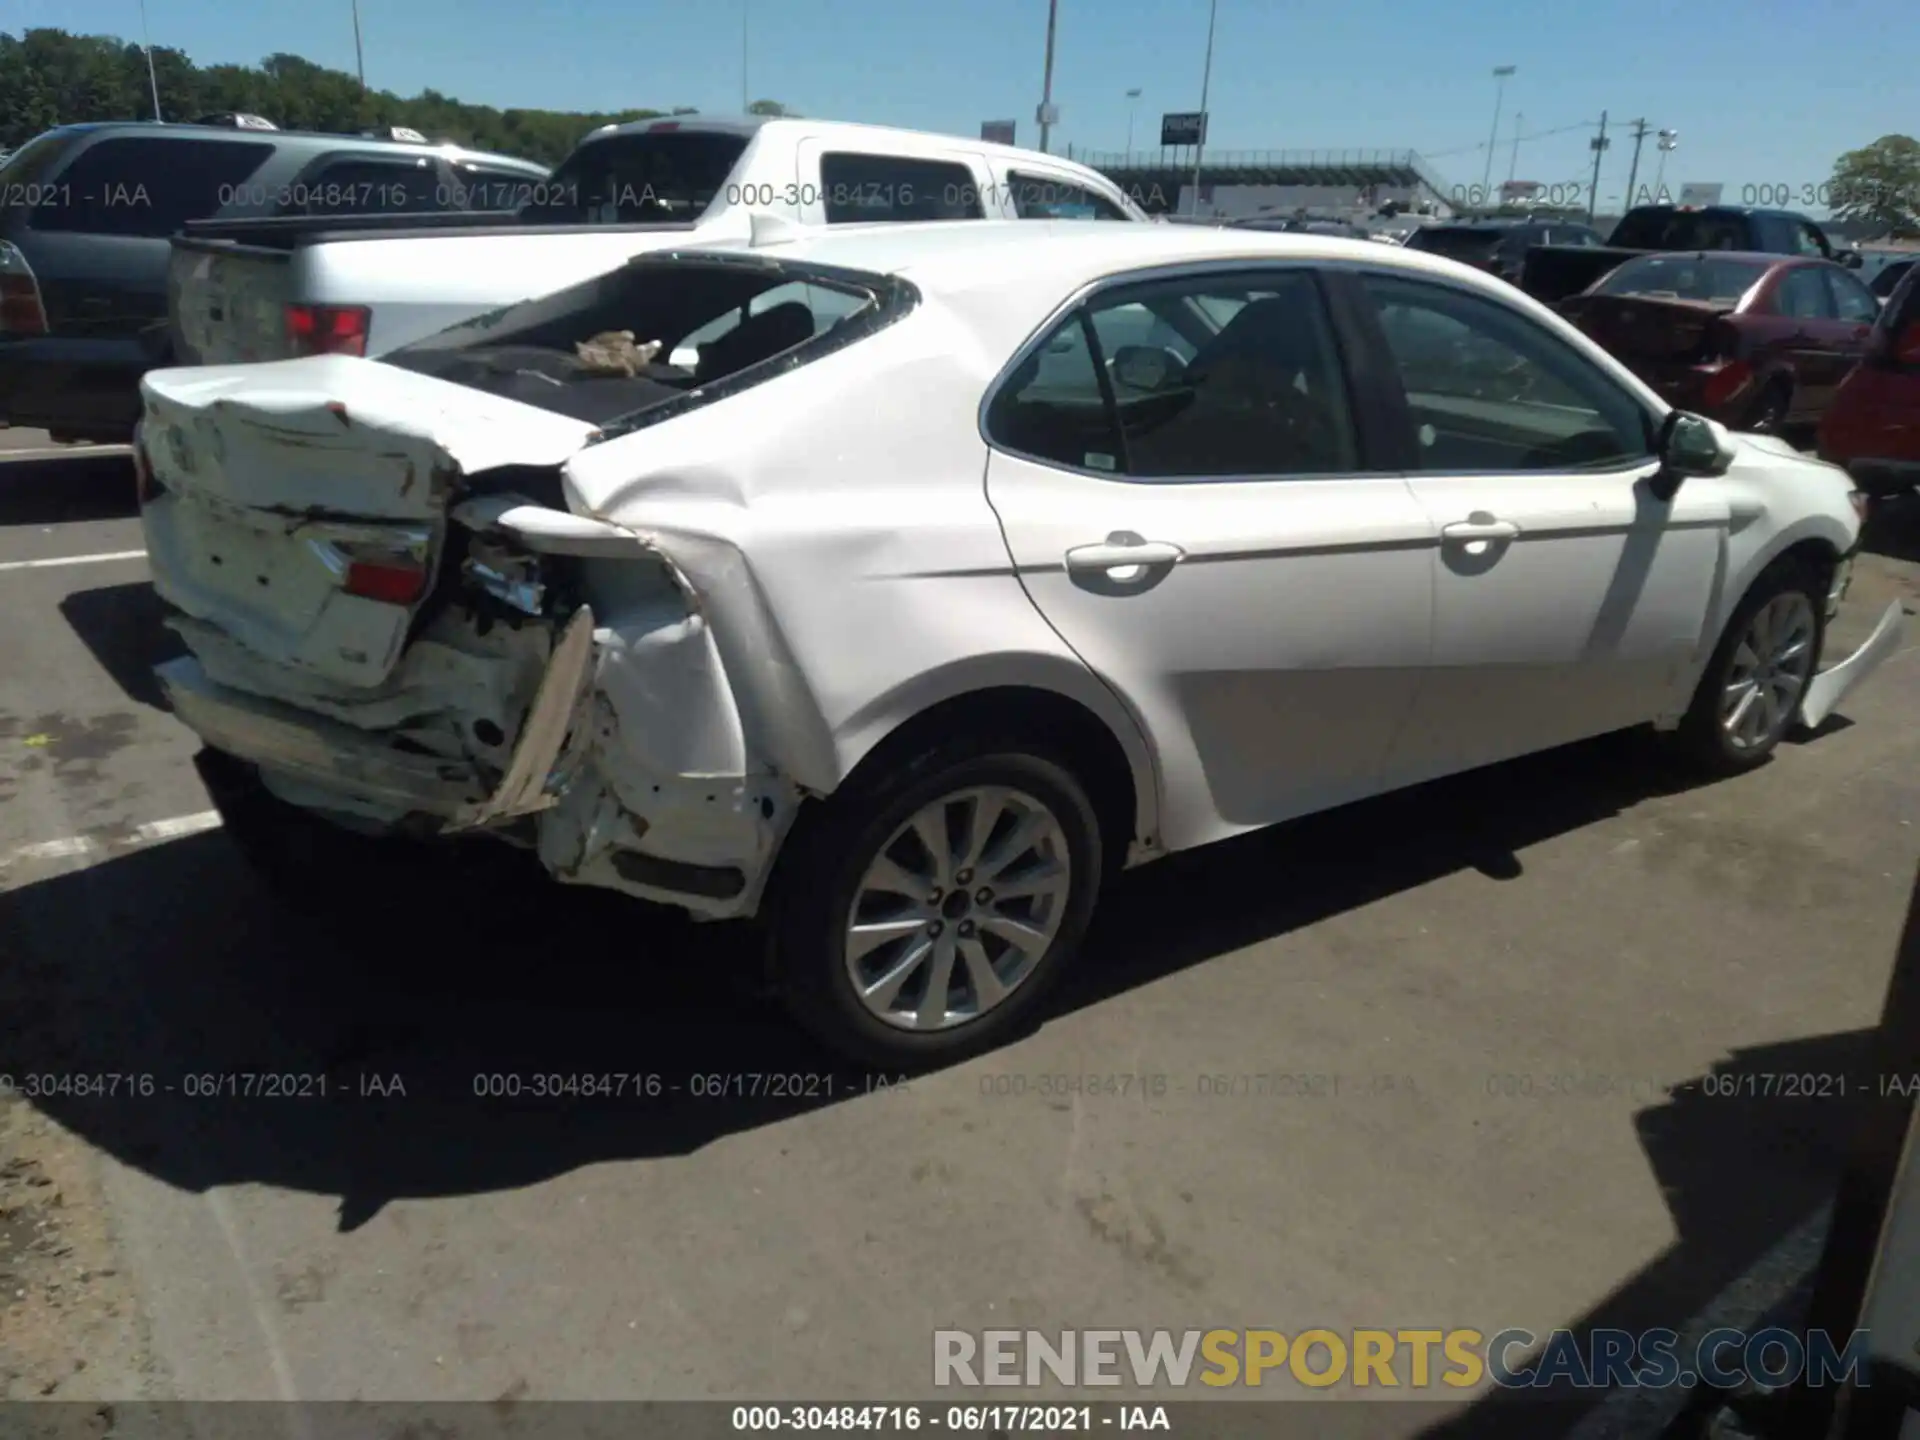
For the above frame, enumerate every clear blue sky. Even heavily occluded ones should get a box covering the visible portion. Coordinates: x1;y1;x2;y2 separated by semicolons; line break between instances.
19;0;1915;214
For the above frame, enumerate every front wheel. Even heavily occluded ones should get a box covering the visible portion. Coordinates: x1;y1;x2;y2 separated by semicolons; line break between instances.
769;743;1105;1069
1671;560;1826;775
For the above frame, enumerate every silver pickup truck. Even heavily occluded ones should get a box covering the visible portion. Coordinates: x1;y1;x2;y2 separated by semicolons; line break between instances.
168;115;1148;365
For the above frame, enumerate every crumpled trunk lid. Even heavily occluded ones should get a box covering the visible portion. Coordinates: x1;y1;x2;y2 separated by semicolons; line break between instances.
139;355;600;688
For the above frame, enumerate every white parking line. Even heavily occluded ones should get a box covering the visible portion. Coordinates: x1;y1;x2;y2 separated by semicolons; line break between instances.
0;810;222;870
0;444;133;461
0;549;147;574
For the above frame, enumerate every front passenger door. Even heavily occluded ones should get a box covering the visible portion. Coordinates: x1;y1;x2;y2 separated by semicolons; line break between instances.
1351;271;1726;786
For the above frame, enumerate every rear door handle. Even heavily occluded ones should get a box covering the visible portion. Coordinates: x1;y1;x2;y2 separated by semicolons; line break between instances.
1440;519;1519;542
1064;538;1185;572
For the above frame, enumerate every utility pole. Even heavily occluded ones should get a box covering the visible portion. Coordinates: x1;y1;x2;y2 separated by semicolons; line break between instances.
1622;118;1649;211
351;0;366;90
1038;0;1060;154
1125;87;1142;167
1189;0;1218;217
137;0;163;120
1506;111;1522;185
1586;111;1610;226
1480;65;1515;202
1652;129;1678;201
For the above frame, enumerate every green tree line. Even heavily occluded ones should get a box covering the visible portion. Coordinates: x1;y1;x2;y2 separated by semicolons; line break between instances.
1;27;798;165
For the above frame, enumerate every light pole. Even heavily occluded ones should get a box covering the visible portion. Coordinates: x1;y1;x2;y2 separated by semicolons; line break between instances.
1506;110;1522;185
1189;0;1218;217
1652;128;1678;200
137;0;163;120
350;0;366;90
741;0;749;112
1125;87;1142;166
1037;0;1060;154
1480;64;1514;203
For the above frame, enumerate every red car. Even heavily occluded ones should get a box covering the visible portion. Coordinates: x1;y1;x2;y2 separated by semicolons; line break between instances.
1557;251;1882;434
1819;264;1920;498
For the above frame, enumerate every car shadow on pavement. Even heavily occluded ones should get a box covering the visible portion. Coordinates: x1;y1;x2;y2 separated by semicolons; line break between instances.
1;723;1815;1246
1415;864;1919;1440
0;453;136;528
57;582;183;711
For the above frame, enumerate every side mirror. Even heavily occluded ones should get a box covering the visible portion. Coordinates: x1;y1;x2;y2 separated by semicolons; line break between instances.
1649;410;1734;500
1841;250;1864;270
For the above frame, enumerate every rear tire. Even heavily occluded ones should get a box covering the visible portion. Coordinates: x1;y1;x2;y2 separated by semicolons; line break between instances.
768;737;1104;1070
1670;559;1827;776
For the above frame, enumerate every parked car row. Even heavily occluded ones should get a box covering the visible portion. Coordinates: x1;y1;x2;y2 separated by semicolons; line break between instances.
0;120;552;442
1396;206;1919;497
129;218;1903;1066
0;114;1144;445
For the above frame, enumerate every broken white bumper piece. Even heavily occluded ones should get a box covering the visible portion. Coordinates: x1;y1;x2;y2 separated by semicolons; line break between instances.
1800;599;1908;731
158;606;598;827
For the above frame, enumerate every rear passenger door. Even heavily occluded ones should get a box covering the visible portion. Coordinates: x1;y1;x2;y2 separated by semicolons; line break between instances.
983;264;1437;849
26;135;274;344
795;144;989;224
1776;265;1845;413
1823;266;1882;376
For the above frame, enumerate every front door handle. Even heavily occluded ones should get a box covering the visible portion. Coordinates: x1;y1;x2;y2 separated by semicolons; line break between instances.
1440;518;1520;542
1064;537;1186;572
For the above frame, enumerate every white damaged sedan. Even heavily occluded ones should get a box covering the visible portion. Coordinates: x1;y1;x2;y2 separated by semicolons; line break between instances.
136;222;1905;1066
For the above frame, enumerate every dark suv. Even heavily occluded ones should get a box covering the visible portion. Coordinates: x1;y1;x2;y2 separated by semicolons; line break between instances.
1403;218;1605;285
0;121;548;443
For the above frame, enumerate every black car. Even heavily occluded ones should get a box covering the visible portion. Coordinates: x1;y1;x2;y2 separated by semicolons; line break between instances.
0;121;547;443
1402;218;1605;285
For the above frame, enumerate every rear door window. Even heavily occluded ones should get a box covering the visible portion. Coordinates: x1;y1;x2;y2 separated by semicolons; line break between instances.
446;161;547;212
1825;268;1881;324
1004;170;1128;220
31;137;274;236
520;131;747;224
1790;221;1828;258
1777;267;1834;320
284;155;439;216
818;153;983;223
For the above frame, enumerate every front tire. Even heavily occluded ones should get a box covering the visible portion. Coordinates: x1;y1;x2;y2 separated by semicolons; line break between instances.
769;740;1105;1070
1672;559;1826;775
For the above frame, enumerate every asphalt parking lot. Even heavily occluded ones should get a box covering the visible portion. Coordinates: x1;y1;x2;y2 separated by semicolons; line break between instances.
1;431;1916;1437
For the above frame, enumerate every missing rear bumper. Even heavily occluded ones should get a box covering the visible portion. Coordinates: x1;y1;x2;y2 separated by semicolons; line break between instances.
157;605;597;827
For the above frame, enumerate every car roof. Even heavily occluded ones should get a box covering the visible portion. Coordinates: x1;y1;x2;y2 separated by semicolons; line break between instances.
33;120;546;170
590;114;1124;185
673;220;1504;315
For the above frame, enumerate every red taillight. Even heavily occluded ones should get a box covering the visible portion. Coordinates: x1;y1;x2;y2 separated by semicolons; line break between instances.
0;241;48;336
285;303;371;357
343;559;428;606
